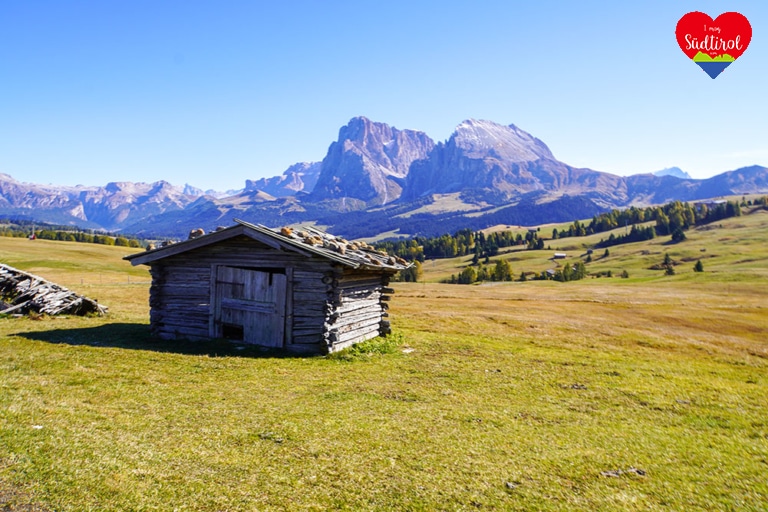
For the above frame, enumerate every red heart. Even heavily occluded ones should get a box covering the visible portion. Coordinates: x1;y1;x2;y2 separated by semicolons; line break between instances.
676;11;752;60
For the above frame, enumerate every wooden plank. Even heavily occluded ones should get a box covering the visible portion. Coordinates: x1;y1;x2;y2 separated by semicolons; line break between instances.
284;267;294;346
329;299;381;315
338;282;383;294
220;297;276;314
293;333;323;344
336;324;381;343
332;309;383;327
333;316;383;335
329;330;380;352
339;272;388;283
338;296;381;307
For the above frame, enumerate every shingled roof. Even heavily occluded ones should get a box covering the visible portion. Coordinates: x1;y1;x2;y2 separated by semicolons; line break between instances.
125;219;410;272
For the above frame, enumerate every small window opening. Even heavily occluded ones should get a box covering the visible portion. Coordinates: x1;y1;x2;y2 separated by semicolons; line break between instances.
222;324;244;341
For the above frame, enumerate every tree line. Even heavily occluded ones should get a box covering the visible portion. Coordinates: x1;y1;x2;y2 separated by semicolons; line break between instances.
554;199;744;245
376;227;546;263
0;219;142;248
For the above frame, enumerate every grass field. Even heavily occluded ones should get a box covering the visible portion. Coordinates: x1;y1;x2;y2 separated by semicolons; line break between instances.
1;210;767;510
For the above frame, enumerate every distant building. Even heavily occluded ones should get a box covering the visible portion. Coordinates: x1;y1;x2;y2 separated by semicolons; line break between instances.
693;199;727;211
553;252;567;259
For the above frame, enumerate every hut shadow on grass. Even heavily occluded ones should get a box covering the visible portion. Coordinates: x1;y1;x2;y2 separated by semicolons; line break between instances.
14;323;317;359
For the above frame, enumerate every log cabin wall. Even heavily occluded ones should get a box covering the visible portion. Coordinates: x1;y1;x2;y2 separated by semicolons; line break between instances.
323;268;393;353
146;235;338;353
148;262;211;340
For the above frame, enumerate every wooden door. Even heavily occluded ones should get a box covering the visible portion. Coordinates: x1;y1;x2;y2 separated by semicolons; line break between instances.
212;266;287;347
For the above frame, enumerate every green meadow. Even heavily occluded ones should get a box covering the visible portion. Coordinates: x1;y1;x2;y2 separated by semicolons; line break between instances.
1;208;767;510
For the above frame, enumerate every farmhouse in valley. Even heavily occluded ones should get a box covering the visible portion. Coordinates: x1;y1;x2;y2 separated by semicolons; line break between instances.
124;219;408;354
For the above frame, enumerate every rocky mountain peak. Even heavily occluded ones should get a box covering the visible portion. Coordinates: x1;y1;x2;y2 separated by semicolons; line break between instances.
309;117;435;207
402;120;610;203
337;116;378;143
451;119;555;162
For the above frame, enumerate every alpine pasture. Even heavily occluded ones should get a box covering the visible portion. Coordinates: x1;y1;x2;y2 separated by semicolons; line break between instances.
1;210;767;510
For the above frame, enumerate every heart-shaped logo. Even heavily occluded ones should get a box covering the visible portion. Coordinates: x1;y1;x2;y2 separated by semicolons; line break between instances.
676;11;752;78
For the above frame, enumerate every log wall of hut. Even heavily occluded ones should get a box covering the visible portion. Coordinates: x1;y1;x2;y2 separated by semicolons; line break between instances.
323;268;392;353
148;262;211;341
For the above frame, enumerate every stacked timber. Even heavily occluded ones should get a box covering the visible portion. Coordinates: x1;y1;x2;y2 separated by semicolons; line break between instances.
322;268;394;352
291;269;329;346
147;264;211;340
0;264;107;316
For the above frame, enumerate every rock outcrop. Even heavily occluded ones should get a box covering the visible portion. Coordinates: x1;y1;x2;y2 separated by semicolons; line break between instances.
308;116;435;207
245;161;321;197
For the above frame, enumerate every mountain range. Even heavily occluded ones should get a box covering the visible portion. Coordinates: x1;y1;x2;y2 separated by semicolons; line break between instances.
2;117;767;239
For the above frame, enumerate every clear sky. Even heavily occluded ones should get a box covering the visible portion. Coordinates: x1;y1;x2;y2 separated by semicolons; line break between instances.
1;1;766;191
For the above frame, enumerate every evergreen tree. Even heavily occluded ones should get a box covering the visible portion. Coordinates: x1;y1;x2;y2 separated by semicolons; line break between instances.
493;259;513;282
458;266;477;284
693;259;704;272
573;261;587;280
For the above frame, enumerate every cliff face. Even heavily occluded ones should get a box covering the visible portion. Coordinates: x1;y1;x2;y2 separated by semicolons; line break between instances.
402;119;625;204
308;116;435;207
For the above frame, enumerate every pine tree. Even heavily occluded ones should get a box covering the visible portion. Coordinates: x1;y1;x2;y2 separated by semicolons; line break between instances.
693;260;704;272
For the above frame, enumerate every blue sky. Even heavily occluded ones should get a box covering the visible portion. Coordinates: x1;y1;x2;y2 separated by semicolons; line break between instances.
1;1;766;191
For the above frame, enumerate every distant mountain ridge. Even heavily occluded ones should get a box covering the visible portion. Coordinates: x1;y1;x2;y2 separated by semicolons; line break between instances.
245;162;321;198
1;118;767;238
652;167;692;179
0;174;194;230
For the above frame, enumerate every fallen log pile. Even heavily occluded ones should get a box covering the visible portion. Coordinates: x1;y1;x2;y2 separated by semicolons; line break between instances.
0;263;108;316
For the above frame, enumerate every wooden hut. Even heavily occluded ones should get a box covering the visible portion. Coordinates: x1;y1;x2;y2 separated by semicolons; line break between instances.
124;220;408;354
